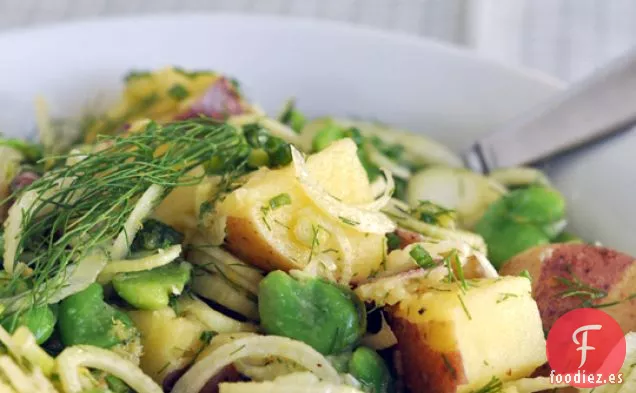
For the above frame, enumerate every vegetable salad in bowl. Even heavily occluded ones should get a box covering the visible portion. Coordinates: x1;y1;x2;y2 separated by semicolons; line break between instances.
0;67;634;393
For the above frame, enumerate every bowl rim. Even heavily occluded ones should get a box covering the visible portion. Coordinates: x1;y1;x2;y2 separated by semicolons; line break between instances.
0;12;565;91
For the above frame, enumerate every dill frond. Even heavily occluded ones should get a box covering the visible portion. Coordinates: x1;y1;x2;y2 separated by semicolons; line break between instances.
1;118;247;314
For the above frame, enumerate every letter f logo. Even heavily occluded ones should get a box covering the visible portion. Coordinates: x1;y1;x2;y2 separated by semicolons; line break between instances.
572;324;602;368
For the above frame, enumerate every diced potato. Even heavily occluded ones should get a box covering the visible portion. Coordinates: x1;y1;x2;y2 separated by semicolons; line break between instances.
128;307;206;383
388;276;546;393
153;166;205;238
216;139;385;283
501;243;636;334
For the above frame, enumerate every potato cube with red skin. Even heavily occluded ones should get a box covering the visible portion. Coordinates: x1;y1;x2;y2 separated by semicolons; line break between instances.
388;277;546;393
500;243;636;334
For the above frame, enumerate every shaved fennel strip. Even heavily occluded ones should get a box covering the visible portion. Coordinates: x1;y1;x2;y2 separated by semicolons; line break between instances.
189;248;262;295
194;242;264;285
291;147;395;234
57;346;162;393
97;245;182;284
47;248;108;304
354;168;395;211
172;336;340;393
191;273;259;320
3;190;39;274
227;114;303;146
111;184;164;260
177;295;257;333
361;313;398;350
0;356;35;393
383;199;486;253
367;144;411;180
10;327;56;376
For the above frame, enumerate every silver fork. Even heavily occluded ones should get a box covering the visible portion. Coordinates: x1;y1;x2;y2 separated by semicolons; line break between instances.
462;48;636;173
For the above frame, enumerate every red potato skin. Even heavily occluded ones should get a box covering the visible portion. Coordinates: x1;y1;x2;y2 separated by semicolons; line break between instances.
387;310;468;393
394;228;426;249
501;244;636;334
224;216;299;272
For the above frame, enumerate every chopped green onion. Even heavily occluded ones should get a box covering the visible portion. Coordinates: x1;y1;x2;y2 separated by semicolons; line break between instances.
409;245;435;269
269;193;292;210
312;124;346;152
386;233;401;251
167;83;190;100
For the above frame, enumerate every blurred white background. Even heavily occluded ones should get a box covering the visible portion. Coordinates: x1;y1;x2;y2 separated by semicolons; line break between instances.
1;0;634;83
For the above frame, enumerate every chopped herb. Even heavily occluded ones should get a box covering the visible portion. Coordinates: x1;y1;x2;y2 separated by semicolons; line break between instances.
457;294;472;320
229;344;246;356
386;232;401;251
414;200;456;227
167;83;190;100
307;224;325;265
496;293;519;304
441;354;457;380
124;70;152;82
556;266;607;308
322;248;339;254
339;216;359;226
591;293;636;309
273;219;290;229
470;376;503;393
260;206;272;231
269;193;292;210
199;330;216;344
409;245;436;269
519;270;532;281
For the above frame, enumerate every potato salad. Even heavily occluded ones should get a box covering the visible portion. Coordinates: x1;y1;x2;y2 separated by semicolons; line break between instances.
0;67;633;393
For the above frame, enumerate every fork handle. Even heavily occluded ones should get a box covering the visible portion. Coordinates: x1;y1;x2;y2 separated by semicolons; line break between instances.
463;49;636;173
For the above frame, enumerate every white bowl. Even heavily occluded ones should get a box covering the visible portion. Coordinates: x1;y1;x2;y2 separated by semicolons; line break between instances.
3;14;621;253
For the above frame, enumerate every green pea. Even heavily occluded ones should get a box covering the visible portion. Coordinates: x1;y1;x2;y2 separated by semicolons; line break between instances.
58;283;138;348
0;305;56;344
247;148;270;168
113;262;191;310
258;271;366;355
348;347;393;393
504;186;565;225
312;124;346;152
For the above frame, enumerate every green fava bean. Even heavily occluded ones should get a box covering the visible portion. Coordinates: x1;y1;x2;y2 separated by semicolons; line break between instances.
479;219;550;269
0;305;56;344
349;347;393;393
113;262;191;310
59;283;137;348
504;186;565;225
258;271;366;355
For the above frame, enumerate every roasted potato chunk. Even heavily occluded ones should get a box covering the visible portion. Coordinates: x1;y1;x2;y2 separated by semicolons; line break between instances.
388;277;546;393
500;243;636;333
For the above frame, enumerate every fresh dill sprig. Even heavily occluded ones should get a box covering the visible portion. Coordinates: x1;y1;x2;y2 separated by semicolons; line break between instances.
555;266;607;307
1;118;247;314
